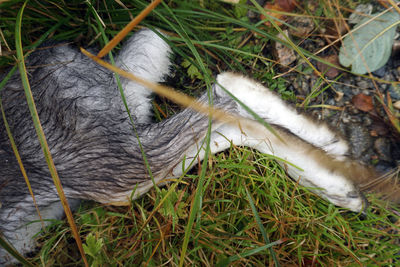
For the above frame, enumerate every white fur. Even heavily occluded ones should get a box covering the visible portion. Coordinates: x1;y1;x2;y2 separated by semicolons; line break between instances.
111;72;365;212
167;121;363;212
116;30;171;123
216;73;349;158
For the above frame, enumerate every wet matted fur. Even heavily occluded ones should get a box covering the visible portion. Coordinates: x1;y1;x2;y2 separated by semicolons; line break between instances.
0;29;398;264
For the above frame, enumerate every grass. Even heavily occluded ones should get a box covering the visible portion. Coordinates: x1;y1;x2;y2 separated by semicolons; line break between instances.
0;0;399;266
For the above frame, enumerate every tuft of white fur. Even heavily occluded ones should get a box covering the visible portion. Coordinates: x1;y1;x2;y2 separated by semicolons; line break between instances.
116;29;172;123
216;73;350;158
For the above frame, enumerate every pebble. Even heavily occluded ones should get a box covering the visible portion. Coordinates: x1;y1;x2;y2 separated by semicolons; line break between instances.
389;85;400;101
372;66;386;77
357;80;370;89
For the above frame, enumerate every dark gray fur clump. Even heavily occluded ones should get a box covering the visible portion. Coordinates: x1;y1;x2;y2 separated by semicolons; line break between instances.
0;30;234;264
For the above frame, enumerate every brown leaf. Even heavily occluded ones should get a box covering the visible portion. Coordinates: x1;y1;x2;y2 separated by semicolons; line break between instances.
316;54;341;79
261;3;285;26
352;93;374;112
261;0;298;26
276;0;298;12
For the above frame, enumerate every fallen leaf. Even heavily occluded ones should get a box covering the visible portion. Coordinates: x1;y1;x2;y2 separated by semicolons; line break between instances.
316;54;341;79
261;0;297;26
352;93;374;112
261;3;285;26
339;11;400;74
276;0;297;11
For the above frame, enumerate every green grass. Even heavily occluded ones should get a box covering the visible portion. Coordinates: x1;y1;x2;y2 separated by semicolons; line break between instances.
1;0;399;266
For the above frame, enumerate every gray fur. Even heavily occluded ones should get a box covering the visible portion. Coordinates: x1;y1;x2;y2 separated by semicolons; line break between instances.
0;29;385;264
0;29;235;263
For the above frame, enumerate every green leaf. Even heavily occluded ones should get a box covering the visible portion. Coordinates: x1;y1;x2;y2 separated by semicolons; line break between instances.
181;58;204;79
155;189;188;231
234;0;248;19
339;11;400;74
83;233;103;259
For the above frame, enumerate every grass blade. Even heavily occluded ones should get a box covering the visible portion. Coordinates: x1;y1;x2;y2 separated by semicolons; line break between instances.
244;185;280;267
217;240;284;266
15;2;88;266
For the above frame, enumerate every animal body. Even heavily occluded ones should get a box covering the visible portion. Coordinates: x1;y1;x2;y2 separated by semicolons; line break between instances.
0;29;398;264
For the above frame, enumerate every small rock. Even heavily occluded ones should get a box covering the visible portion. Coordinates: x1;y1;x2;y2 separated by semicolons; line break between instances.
321;108;331;118
374;138;392;162
382;72;394;85
326;98;335;106
341;114;351;123
389;84;400;101
300;80;310;95
348;105;360;115
273;30;297;67
370;130;378;137
288;16;315;37
372;66;386;77
357;80;370;89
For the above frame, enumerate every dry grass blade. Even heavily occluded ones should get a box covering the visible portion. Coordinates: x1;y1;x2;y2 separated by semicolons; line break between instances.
97;0;162;58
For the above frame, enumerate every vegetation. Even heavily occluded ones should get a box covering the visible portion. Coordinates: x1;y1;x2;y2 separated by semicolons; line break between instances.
0;0;399;266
